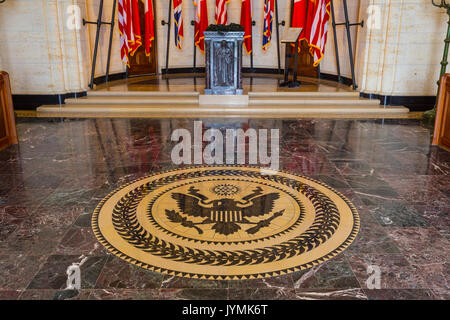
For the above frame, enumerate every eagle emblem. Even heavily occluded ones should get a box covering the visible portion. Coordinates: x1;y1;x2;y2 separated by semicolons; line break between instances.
165;185;284;236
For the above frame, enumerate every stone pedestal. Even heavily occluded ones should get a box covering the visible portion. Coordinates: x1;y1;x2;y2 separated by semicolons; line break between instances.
204;30;244;95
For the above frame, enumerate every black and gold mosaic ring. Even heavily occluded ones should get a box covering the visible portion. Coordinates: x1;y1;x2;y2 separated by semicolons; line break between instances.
92;166;359;280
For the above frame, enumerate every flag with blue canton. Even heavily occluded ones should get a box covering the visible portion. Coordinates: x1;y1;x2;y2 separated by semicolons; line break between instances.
262;0;274;51
173;0;184;49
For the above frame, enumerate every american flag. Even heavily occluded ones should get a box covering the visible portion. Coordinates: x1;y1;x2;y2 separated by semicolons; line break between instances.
307;0;331;66
215;0;230;25
262;0;274;51
173;0;184;49
118;0;130;65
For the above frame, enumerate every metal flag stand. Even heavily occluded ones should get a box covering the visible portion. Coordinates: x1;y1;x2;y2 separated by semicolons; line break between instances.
329;0;364;90
249;20;256;72
161;0;173;75
83;0;117;89
274;0;285;75
191;19;197;73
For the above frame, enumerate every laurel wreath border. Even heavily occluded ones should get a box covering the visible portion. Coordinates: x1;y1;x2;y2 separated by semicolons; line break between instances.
110;169;339;265
92;165;360;280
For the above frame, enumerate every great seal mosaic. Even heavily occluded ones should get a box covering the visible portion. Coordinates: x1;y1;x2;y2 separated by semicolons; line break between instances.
92;166;359;280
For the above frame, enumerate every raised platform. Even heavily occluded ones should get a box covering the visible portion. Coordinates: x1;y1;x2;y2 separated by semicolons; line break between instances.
37;74;409;118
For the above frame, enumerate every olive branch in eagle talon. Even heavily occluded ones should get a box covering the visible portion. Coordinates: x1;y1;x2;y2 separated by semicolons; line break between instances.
167;185;283;236
165;210;205;234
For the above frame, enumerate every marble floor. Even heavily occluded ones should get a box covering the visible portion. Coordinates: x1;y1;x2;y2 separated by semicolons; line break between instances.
0;117;448;300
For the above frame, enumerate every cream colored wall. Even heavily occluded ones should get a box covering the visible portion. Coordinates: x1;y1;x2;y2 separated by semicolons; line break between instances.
0;0;447;97
0;0;360;94
356;0;448;96
0;0;89;94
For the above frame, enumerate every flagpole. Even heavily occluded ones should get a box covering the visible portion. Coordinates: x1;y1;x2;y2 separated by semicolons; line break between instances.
105;0;118;83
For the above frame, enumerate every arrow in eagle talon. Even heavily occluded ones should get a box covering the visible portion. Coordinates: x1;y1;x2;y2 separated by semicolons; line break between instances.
245;210;285;235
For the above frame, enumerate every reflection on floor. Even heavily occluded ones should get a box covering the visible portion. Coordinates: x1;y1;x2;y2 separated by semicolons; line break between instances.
0;117;448;300
94;74;353;94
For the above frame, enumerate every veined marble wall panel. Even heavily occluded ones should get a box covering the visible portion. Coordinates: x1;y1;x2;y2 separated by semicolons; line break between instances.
0;0;89;94
356;0;447;96
0;0;446;96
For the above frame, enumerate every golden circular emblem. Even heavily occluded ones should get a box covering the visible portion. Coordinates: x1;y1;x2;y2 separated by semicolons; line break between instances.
92;166;359;280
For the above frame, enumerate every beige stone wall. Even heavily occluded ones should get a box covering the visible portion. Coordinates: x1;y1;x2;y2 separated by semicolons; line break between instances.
356;0;448;96
0;0;447;97
0;0;363;94
0;0;89;94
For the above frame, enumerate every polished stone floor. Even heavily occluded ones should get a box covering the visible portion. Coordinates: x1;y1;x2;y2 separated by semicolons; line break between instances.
0;117;448;300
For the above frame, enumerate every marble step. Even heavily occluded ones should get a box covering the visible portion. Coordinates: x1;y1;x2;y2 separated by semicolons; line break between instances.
87;91;200;97
249;91;360;99
248;98;381;106
37;105;410;116
57;102;383;109
66;97;379;107
65;96;198;105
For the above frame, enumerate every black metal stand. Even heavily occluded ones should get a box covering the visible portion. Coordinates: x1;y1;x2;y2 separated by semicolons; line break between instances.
161;0;173;75
105;0;117;83
249;20;256;71
83;0;113;89
274;0;286;75
330;0;364;90
280;38;300;88
191;20;197;72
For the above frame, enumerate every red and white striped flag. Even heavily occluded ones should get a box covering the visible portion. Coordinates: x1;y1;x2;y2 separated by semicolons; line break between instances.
118;0;130;65
194;0;209;53
240;0;252;54
215;0;230;25
306;0;331;66
144;0;155;56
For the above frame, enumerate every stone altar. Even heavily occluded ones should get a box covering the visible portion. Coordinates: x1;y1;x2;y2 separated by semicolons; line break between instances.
204;24;244;95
